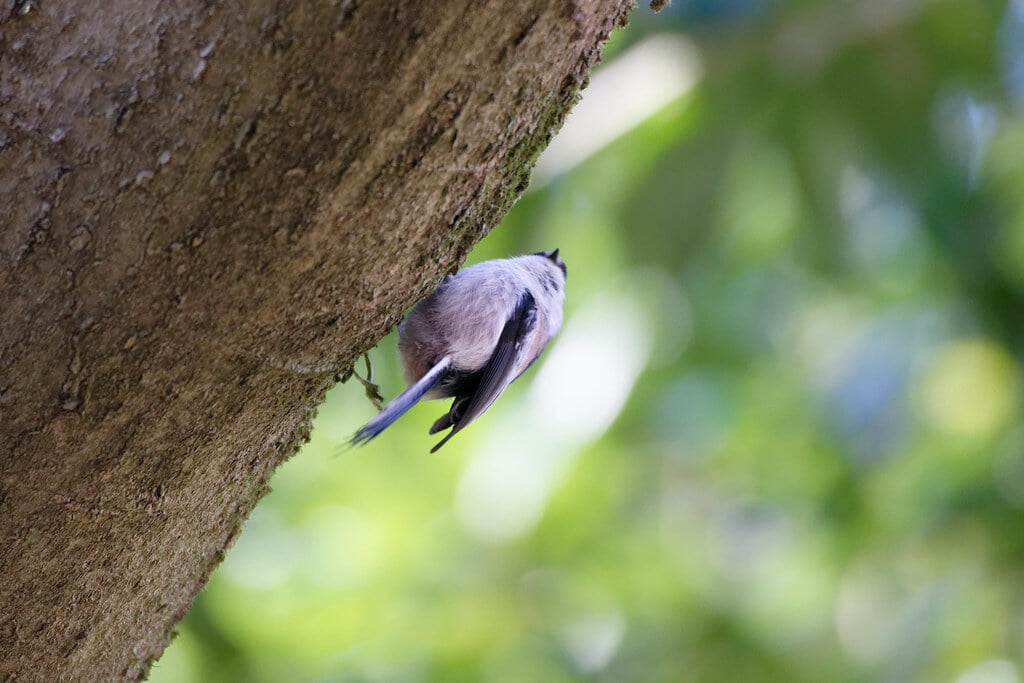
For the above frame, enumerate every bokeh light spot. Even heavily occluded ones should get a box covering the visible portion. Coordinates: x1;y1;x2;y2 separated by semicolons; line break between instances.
913;341;1020;438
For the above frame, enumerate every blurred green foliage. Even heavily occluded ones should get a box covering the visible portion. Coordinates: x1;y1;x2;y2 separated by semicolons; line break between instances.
152;1;1024;680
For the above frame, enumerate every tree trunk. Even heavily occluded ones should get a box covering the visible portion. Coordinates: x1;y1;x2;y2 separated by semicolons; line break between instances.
0;0;631;678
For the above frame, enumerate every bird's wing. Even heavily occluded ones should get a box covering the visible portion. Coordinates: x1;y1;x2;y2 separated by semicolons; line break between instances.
431;291;537;452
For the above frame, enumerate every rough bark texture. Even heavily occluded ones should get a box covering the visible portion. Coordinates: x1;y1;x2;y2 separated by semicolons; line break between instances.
0;0;633;678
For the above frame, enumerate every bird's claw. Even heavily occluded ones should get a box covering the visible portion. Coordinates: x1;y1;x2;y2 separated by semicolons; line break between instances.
349;352;384;411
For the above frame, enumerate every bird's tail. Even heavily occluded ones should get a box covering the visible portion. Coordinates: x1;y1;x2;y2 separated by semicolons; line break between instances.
350;356;451;446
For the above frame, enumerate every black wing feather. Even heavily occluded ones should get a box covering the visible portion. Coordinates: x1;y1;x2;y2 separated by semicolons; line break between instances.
431;291;537;452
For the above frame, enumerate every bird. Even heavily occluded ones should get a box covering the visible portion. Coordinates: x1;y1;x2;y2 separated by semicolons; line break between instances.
351;250;566;452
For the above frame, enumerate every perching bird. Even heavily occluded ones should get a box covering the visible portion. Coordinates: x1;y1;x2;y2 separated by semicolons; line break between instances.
352;250;566;452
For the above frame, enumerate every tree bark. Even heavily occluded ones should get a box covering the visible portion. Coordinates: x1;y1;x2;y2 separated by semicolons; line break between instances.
0;0;632;678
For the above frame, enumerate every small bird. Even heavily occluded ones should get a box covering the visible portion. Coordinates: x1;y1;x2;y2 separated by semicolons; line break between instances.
352;250;566;452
